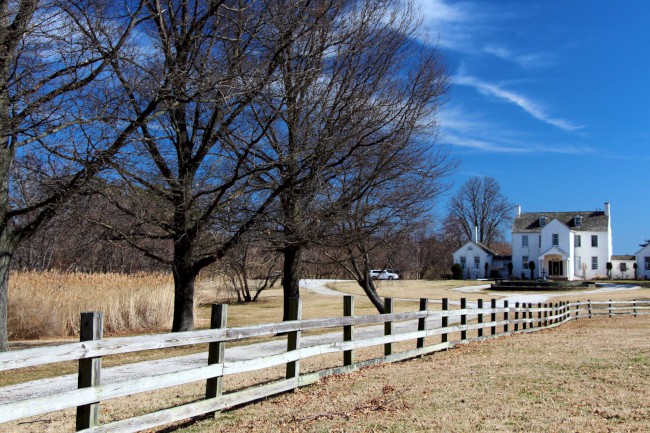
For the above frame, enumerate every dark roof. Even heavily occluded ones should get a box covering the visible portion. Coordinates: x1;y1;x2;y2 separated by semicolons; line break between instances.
475;241;498;256
612;255;635;260
513;211;609;233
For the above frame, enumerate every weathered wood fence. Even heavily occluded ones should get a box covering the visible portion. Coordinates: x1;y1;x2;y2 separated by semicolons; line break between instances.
0;297;648;432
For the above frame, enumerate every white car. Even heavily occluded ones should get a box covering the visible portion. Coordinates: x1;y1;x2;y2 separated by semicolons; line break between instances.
370;269;400;280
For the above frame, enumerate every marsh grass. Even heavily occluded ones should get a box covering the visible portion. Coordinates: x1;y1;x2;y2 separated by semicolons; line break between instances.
8;271;182;339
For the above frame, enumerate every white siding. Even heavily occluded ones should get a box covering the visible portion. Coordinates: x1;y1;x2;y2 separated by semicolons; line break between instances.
636;244;650;280
452;242;492;279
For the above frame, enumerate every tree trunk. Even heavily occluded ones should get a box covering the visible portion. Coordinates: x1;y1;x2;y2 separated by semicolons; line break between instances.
171;233;196;332
171;266;196;332
0;243;12;351
281;245;302;321
0;142;15;351
358;277;385;314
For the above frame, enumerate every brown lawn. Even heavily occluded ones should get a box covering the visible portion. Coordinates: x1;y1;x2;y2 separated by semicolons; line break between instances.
182;315;650;433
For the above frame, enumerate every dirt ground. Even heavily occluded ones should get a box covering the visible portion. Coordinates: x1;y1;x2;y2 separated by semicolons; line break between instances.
180;315;650;433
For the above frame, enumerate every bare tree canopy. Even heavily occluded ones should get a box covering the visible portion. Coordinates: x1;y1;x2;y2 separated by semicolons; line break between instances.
1;0;453;345
250;0;451;318
446;176;513;247
0;0;149;351
89;0;338;332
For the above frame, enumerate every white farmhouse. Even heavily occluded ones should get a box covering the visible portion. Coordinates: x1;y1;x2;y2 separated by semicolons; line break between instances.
452;202;616;280
451;228;512;279
635;241;650;280
511;203;612;280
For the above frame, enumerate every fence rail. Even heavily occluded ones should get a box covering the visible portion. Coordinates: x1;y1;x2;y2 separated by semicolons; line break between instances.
0;297;648;432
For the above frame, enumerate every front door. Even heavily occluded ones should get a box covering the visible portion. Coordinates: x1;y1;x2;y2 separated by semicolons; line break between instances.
549;261;563;276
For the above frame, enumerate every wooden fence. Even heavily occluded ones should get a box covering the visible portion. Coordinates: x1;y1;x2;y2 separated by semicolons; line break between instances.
0;297;648;432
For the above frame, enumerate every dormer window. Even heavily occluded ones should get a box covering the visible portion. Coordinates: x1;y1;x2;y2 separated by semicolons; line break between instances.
539;216;547;227
574;215;583;227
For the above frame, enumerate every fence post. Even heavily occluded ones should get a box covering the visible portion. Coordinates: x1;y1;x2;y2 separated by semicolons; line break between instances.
609;300;612;318
575;301;580;320
490;299;496;336
514;302;519;331
633;300;637;318
503;300;509;333
76;312;103;431
206;304;227;416
441;298;449;344
344;296;355;366
564;302;569;321
286;297;302;380
460;298;467;341
529;303;534;328
542;303;546;327
588;299;592;319
477;299;483;338
384;298;394;356
417;298;428;349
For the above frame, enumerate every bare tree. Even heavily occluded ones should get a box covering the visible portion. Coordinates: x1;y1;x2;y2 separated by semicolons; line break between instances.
319;140;454;313
446;176;513;247
252;0;450;319
221;232;281;303
90;0;334;332
0;0;148;350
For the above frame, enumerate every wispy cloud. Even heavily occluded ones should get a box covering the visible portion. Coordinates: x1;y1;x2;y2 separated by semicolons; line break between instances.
416;0;553;70
415;0;483;51
483;45;556;69
438;104;592;155
453;72;584;132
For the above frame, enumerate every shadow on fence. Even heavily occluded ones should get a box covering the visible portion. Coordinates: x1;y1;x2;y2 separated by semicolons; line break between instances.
0;297;648;432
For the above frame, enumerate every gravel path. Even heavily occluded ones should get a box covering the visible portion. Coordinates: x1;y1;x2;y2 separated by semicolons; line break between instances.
0;280;641;403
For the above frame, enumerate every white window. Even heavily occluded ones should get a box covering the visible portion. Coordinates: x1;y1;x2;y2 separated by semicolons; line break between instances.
474;256;480;269
523;256;529;269
539;217;546;227
575;215;583;227
460;256;466;269
592;256;598;270
591;235;598;247
645;257;650;271
522;235;528;247
575;235;581;247
552;234;559;247
576;256;582;271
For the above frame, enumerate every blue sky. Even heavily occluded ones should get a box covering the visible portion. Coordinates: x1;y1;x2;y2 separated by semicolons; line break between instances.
418;0;650;254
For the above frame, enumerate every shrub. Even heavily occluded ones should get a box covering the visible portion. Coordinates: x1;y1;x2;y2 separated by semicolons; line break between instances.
451;264;463;280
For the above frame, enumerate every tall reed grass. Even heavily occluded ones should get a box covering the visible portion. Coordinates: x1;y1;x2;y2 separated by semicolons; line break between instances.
8;271;181;340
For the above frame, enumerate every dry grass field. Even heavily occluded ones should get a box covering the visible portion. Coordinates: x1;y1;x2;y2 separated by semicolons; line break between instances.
8;271;177;339
3;316;648;433
6;273;488;343
184;316;650;433
327;279;490;303
1;275;649;432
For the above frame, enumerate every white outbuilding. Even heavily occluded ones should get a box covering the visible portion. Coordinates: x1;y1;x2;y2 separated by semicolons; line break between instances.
635;241;650;280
